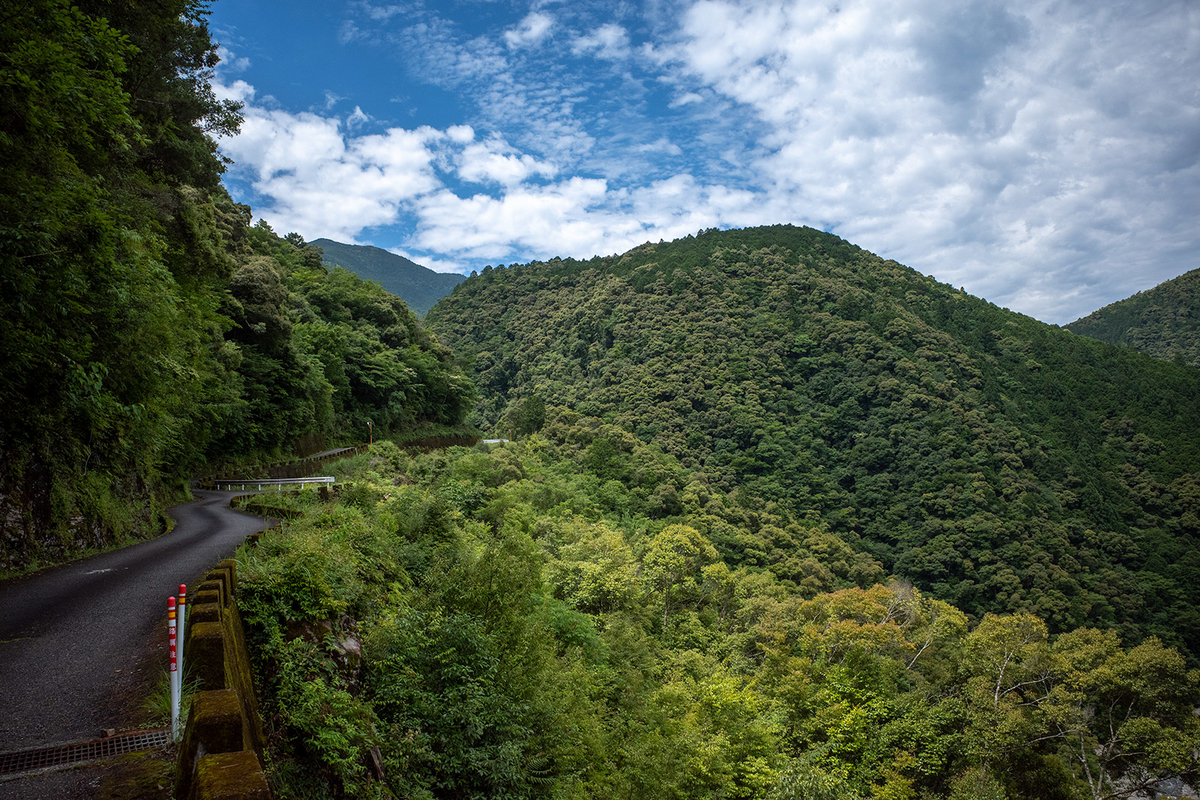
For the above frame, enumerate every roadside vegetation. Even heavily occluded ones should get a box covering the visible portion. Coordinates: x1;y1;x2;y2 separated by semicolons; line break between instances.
0;0;472;573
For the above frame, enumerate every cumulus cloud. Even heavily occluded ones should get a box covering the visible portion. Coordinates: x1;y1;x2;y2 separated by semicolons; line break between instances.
407;174;760;263
215;79;255;105
215;74;758;268
216;82;445;241
656;0;1200;321
215;0;1200;321
458;135;559;186
216;45;250;72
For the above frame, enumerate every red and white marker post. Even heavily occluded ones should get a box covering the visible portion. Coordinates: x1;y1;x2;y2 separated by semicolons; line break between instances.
168;597;180;740
178;584;187;677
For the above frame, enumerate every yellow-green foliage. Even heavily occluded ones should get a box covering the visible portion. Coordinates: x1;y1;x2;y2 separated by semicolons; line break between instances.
238;434;1200;800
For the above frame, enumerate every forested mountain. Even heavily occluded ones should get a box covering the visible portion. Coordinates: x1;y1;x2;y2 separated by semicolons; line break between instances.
310;238;466;316
0;1;472;573
4;4;1198;798
426;226;1200;660
1067;267;1200;368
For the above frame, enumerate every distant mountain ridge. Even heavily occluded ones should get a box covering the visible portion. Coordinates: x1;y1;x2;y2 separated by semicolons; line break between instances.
1067;267;1200;368
310;238;465;316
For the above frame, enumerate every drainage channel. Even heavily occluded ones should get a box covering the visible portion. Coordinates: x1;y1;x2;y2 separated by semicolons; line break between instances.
0;729;171;777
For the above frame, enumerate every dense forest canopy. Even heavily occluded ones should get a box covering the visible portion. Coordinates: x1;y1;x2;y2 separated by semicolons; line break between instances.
234;434;1200;800
426;226;1200;661
1068;267;1200;368
0;0;472;572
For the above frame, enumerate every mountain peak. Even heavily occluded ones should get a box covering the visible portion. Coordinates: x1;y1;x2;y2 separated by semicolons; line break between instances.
309;238;465;316
1067;267;1200;368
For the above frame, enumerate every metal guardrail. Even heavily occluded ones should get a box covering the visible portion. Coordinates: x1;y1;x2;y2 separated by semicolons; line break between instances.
214;476;335;491
197;445;367;489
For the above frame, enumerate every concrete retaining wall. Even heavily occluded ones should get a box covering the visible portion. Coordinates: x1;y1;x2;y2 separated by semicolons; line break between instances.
175;557;271;800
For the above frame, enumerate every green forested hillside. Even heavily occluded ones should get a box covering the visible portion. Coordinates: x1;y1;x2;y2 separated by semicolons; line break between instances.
0;0;472;572
426;226;1200;658
1067;267;1200;368
310;238;466;316
235;435;1200;800
210;221;475;458
5;5;1199;798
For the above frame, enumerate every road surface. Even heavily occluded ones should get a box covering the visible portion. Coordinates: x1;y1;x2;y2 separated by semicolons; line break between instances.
0;490;270;794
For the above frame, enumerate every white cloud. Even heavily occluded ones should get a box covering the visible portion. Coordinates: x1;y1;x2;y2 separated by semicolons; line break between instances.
393;13;596;162
571;23;630;60
388;248;468;275
217;83;446;241
361;2;409;22
407;173;762;264
505;12;555;49
216;45;250;72
219;74;758;264
339;21;366;45
657;0;1200;322
446;125;475;144
409;178;612;259
458;137;559;186
215;79;255;104
216;0;1200;322
669;91;704;107
636;137;683;156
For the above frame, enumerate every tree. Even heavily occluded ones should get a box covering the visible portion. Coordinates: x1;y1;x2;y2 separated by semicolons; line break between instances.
960;613;1051;777
642;524;718;627
77;0;243;187
1043;631;1200;799
504;394;546;437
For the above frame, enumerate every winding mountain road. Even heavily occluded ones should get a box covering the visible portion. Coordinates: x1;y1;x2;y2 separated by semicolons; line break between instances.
0;490;271;796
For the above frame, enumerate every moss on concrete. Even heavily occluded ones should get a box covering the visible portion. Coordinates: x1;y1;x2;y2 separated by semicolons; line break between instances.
194;751;270;800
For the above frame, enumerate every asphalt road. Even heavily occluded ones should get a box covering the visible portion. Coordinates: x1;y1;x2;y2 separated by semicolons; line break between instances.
0;491;269;758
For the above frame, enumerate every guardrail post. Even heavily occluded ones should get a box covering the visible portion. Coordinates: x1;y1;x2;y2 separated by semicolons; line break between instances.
169;597;181;741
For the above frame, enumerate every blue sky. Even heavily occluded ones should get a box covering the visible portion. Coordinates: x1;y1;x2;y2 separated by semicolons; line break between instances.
210;0;1199;324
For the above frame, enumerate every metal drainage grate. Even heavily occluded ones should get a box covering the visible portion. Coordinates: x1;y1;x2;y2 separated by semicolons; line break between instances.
0;729;171;776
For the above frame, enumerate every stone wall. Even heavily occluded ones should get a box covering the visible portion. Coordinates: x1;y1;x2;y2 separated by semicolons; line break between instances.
175;556;271;800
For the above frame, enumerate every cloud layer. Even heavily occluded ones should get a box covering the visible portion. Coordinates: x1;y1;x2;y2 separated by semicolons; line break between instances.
215;0;1200;323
